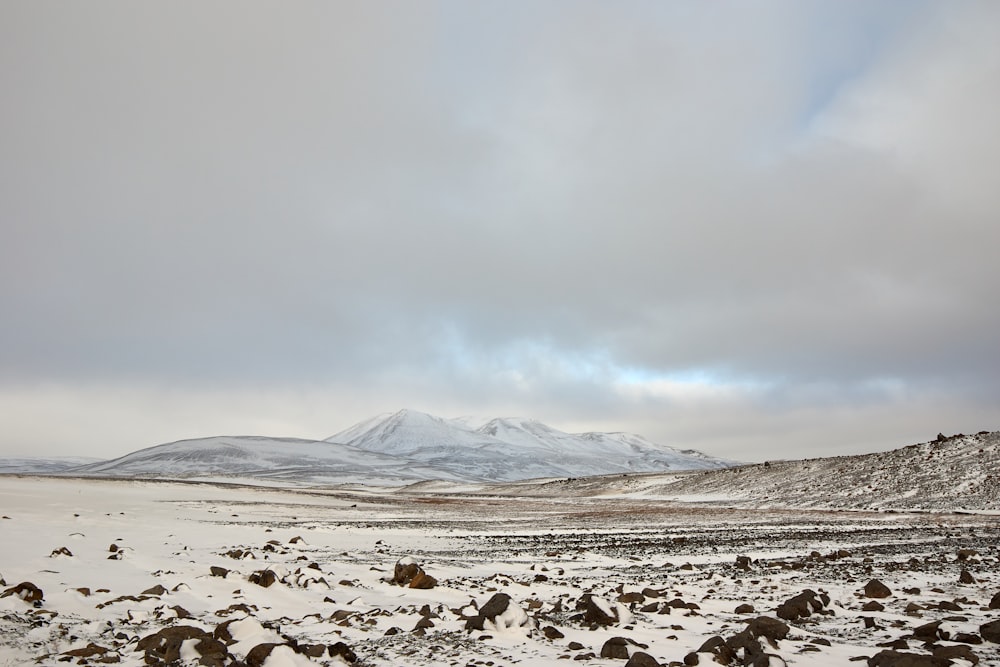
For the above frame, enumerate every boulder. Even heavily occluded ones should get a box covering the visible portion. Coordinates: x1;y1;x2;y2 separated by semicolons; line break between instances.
867;649;948;666
776;589;828;620
248;569;278;588
465;593;532;633
990;590;1000;610
981;619;1000;643
864;579;892;598
625;652;662;667
600;637;630;659
1;581;43;603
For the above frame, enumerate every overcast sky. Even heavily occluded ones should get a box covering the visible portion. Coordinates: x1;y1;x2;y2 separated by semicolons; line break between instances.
2;1;998;462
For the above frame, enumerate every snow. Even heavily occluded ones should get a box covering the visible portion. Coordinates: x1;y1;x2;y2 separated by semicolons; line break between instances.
3;470;998;667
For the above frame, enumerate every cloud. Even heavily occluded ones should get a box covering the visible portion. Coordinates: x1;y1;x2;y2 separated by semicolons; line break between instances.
1;2;998;459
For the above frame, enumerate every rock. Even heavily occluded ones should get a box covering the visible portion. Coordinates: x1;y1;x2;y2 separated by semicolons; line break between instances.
392;556;421;585
136;625;230;666
329;641;356;662
990;591;1000;609
864;579;892;598
210;566;229;577
933;645;979;665
50;546;73;557
981;619;1000;643
465;593;532;632
542;626;565;639
618;592;645;604
734;603;755;614
956;548;978;560
62;643;113;658
578;593;620;626
600;637;630;659
141;584;168;596
745;616;789;643
863;601;885;612
867;649;948;666
248;569;278;588
735;555;752;570
245;642;282;667
625;652;662;667
912;621;943;641
959;569;976;584
409;570;437;589
776;589;828;620
1;581;43;603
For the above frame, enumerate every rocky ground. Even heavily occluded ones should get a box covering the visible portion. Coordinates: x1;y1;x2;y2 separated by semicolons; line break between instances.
1;476;998;666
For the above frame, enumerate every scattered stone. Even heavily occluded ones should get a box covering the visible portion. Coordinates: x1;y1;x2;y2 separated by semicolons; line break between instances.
959;569;975;584
864;579;892;598
863;600;885;612
141;584;168;596
50;546;73;557
210;566;229;577
542;625;565;640
734;603;755;614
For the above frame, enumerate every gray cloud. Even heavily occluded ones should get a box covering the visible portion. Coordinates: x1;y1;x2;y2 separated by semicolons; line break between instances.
2;1;998;460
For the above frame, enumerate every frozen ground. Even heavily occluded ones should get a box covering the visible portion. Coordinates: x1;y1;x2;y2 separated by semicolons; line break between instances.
1;476;998;666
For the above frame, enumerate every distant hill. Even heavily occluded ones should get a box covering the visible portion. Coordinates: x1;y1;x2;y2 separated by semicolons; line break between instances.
8;409;734;485
0;457;102;474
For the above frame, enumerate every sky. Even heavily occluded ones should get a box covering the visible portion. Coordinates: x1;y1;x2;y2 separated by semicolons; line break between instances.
2;1;999;462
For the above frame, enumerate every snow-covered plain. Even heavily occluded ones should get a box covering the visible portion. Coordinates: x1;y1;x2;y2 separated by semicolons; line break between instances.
2;474;998;666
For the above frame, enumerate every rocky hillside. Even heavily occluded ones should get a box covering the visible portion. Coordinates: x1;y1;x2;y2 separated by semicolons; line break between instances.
644;431;1000;511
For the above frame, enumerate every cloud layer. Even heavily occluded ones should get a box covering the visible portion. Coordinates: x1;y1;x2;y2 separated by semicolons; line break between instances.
2;2;998;459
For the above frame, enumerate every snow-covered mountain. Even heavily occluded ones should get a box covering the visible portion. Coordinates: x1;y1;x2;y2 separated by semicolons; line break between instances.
324;409;734;481
8;409;732;485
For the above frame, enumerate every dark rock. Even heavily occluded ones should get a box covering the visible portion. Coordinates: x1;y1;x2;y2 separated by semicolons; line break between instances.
329;641;356;662
600;637;630;659
210;566;229;577
625;652;662;667
1;581;43;603
990;591;1000;609
864;579;892;598
933;645;978;665
50;546;73;557
867;649;948;666
981;619;1000;643
952;632;982;644
959;569;976;584
912;621;943;641
141;584;168;596
567;641;585;650
578;593;619;626
62;643;113;658
137;625;230;666
776;589;828;620
249;569;278;588
863;601;885;612
683;653;699;666
735;603;755;614
542;625;564;640
465;593;531;632
245;643;281;667
618;592;645;604
409;570;437;589
745;616;789;643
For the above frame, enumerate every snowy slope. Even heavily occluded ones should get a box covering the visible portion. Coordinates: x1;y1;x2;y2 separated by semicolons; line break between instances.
504;431;1000;512
325;409;735;481
63;435;470;485
0;456;103;474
